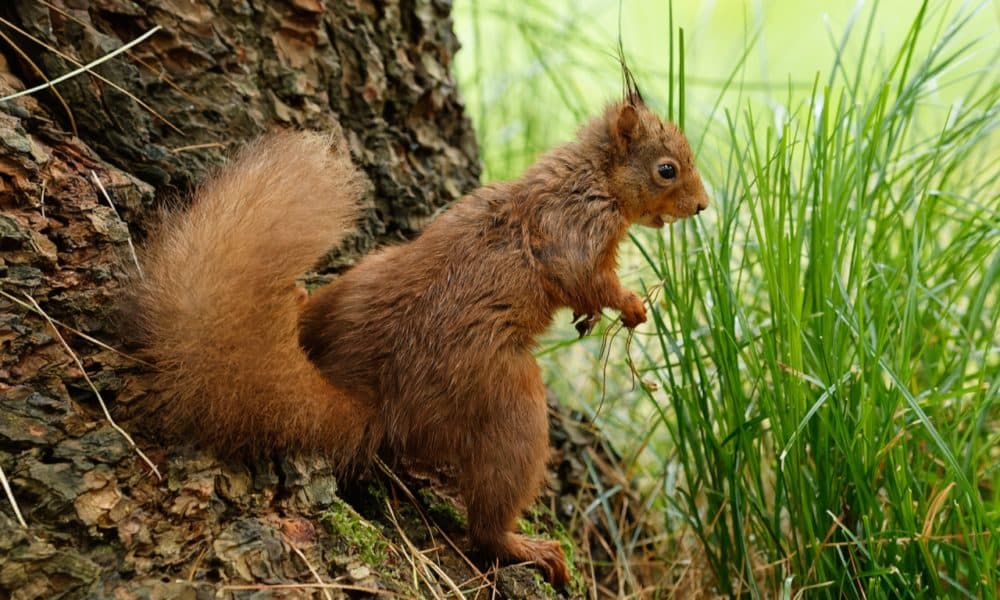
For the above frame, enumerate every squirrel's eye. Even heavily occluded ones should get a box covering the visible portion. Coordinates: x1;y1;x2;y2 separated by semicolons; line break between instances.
657;163;677;180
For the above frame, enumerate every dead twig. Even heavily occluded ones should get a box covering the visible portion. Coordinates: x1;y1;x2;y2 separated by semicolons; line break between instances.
0;26;77;135
0;289;153;368
0;25;162;103
37;1;205;110
186;544;208;581
171;142;227;154
0;463;27;529
385;497;464;598
38;179;46;219
22;293;162;480
220;583;396;595
0;17;182;135
90;171;142;276
284;537;333;600
374;458;491;586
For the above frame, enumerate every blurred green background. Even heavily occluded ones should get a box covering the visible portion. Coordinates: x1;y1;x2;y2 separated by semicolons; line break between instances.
455;0;996;180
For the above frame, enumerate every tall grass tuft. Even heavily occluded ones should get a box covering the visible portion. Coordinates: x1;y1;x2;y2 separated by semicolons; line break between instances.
456;1;998;596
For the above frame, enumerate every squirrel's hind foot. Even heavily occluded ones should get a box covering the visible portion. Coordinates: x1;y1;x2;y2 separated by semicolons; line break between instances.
492;532;570;586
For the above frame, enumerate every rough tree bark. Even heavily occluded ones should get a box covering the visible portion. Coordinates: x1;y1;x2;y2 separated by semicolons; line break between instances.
0;2;640;598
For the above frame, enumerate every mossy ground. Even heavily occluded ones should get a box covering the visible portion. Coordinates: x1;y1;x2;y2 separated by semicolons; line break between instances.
321;498;388;567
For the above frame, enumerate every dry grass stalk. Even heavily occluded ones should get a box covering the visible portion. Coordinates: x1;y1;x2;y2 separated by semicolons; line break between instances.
89;170;142;276
171;142;228;154
0;463;27;529
0;289;153;367
0;16;181;135
22;293;162;480
220;583;395;595
384;498;442;597
384;497;466;599
37;0;204;110
590;277;666;419
0;25;162;103
374;457;493;591
0;26;77;135
185;544;208;582
283;535;334;600
38;179;46;219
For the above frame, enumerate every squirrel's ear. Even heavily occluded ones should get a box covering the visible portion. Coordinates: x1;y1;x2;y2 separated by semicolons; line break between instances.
611;104;639;151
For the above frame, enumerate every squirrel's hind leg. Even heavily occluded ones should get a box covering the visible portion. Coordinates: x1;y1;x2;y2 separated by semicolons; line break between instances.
458;359;570;586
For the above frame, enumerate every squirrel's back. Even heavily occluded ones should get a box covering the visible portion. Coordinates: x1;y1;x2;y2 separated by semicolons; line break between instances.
127;132;378;465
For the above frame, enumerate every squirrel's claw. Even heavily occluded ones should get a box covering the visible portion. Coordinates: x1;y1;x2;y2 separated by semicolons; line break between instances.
503;534;570;587
575;313;600;338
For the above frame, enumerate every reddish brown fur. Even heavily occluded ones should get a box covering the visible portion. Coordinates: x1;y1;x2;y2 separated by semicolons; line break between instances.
128;133;380;471
131;100;708;585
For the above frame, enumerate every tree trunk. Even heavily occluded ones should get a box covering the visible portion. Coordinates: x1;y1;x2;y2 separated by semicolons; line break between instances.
0;2;639;598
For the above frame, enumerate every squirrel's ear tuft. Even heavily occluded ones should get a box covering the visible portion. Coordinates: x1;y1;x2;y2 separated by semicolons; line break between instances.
611;103;639;151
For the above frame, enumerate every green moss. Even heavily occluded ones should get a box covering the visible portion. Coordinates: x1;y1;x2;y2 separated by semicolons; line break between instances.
321;498;388;566
527;569;561;599
517;504;584;596
418;488;467;530
517;517;538;536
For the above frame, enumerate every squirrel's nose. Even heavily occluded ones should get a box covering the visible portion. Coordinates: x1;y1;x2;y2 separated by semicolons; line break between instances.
695;194;710;214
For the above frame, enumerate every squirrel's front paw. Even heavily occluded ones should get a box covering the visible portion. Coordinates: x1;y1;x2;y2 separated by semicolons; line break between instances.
619;292;647;328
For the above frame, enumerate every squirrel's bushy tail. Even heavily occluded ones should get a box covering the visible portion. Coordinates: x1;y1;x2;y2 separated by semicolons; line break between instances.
128;132;377;467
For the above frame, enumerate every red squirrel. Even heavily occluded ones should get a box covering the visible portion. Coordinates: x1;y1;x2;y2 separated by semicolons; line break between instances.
127;92;709;585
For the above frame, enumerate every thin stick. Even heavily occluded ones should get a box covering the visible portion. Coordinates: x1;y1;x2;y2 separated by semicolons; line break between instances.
389;503;426;594
186;544;208;581
284;536;333;600
0;289;153;367
818;529;992;549
0;463;27;529
385;498;461;599
22;293;162;480
0;17;182;135
595;320;623;418
39;179;46;219
90;171;142;277
0;26;162;103
0;27;78;135
594;276;668;417
37;0;205;110
171;142;227;154
374;457;492;590
220;583;394;595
